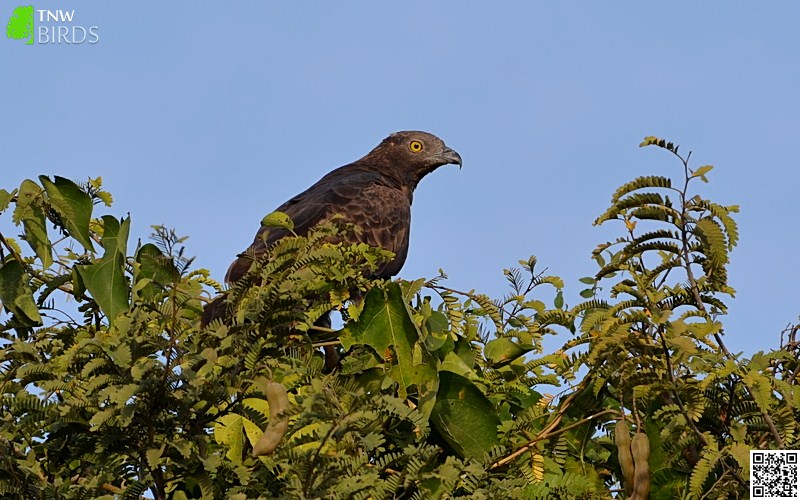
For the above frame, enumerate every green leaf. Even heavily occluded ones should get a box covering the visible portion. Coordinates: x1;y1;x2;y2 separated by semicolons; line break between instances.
89;408;116;430
689;435;721;497
691;164;713;182
0;188;14;213
610;175;672;204
729;443;750;478
136;243;179;283
76;216;131;325
485;338;529;367
214;414;245;463
14;180;53;267
639;135;659;147
0;259;42;325
554;290;564;309
146;447;163;469
578;276;596;285
426;309;449;333
440;351;473;377
742;370;774;415
431;371;499;460
341;282;420;397
39;175;95;252
75;254;125;314
21;199;53;269
261;211;294;232
695;218;728;265
414;363;439;420
72;265;86;298
110;383;138;406
99;215;129;258
242;416;264;449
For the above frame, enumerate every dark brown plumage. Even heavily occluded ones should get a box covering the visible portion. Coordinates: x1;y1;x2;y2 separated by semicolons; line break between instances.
202;130;461;327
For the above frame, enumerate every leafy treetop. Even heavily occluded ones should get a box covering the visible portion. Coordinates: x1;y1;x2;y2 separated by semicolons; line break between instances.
0;140;797;499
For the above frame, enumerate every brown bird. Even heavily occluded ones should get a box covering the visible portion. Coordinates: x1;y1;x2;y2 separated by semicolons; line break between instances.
202;130;462;332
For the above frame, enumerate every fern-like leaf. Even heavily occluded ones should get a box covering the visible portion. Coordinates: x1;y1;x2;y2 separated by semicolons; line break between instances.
694;218;729;265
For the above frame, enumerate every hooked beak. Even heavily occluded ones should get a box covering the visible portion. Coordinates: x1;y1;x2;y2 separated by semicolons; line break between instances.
439;146;463;168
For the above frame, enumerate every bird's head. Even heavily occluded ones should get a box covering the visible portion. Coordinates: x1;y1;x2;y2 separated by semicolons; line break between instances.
365;131;462;188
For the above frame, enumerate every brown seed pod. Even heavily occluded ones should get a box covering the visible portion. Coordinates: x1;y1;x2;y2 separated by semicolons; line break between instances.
630;432;651;500
615;420;635;497
252;381;290;457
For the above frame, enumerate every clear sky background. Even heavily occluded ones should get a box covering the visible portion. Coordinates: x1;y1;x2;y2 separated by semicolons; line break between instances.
2;2;798;356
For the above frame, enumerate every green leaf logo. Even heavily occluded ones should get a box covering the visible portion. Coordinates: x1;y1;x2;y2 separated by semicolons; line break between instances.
6;5;34;45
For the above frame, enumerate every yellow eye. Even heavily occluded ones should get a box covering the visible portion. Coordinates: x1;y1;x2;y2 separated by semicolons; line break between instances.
409;140;423;153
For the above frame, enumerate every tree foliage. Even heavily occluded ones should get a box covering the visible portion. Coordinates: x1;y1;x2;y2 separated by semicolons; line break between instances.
0;139;797;499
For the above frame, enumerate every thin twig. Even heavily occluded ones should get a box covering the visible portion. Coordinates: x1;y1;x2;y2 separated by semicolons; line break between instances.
490;408;615;470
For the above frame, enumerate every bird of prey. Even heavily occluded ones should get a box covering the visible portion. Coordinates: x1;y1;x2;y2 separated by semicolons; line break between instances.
202;130;462;328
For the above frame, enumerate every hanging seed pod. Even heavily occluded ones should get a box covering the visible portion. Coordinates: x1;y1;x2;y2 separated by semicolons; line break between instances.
630;432;651;500
615;420;635;497
252;381;290;457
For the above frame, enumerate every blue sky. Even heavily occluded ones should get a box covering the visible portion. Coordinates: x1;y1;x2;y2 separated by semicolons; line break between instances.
2;2;798;356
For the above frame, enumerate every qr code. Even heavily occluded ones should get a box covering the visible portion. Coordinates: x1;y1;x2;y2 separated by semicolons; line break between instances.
751;450;799;499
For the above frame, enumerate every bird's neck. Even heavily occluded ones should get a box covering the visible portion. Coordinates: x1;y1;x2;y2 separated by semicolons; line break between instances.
350;160;417;204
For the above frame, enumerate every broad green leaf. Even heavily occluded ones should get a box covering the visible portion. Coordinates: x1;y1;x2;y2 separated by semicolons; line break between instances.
0;188;14;212
554;290;564;309
72;265;86;297
485;338;530;367
76;216;131;325
414;363;439;420
14;180;53;267
21;204;52;268
0;259;42;325
452;337;477;369
431;371;499;460
134;243;179;300
440;351;472;377
76;255;128;323
341;282;420;397
214;414;244;463
39;175;94;252
241;416;265;448
98;215;129;258
12;180;39;225
423;310;449;351
423;329;449;352
135;243;179;285
261;211;294;231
